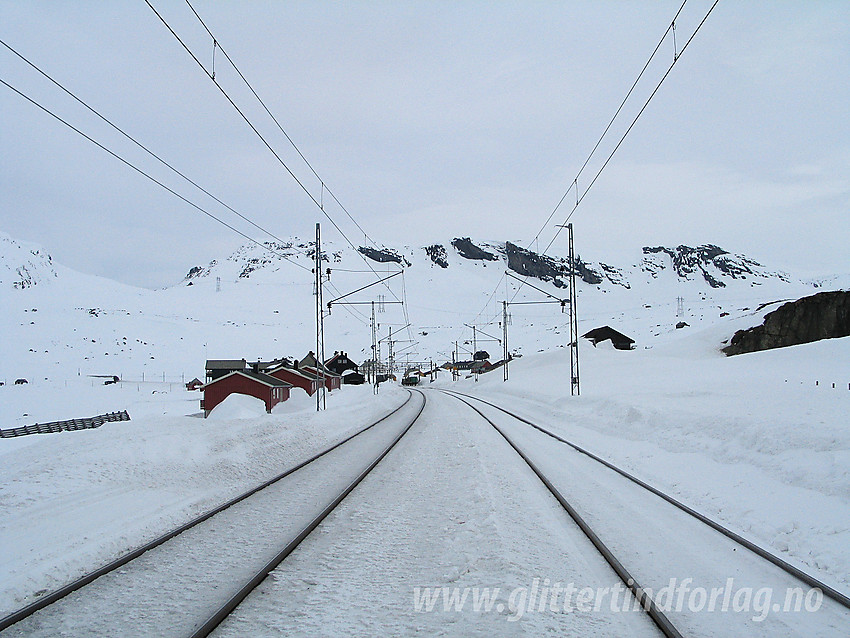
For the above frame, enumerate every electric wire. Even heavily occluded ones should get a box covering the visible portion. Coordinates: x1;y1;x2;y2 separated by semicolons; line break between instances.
527;0;688;251
0;38;310;273
464;0;718;336
541;0;719;255
183;0;381;251
0;77;307;271
468;0;691;333
144;0;406;312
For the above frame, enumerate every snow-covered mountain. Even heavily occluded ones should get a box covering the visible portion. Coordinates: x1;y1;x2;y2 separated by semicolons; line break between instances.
1;230;844;390
180;236;799;292
3;229;850;616
0;231;58;289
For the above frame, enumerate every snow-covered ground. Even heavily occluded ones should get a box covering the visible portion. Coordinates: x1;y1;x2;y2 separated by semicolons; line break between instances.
0;383;409;617
1;231;848;633
453;328;850;596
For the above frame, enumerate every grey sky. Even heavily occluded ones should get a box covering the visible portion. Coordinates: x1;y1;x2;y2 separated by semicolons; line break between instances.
2;1;848;288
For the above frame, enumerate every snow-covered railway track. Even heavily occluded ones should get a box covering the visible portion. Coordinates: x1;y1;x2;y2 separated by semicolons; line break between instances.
441;390;682;638
439;388;850;636
0;389;425;637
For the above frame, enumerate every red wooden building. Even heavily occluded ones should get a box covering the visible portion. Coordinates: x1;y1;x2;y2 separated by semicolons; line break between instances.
268;365;321;396
301;366;342;391
299;351;342;391
201;370;292;417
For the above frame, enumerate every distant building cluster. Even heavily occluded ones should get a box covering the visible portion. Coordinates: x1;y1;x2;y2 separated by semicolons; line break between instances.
198;351;363;417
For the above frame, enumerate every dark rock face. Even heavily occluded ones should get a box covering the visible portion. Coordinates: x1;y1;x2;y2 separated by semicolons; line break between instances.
185;265;205;279
505;242;602;287
451;238;498;261
722;290;850;356
425;244;448;268
358;246;411;267
642;244;776;288
573;256;604;285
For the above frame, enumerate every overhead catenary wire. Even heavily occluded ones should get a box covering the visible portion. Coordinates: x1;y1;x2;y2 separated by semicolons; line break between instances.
464;0;718;335
468;0;692;331
541;0;720;256
462;2;690;333
183;0;381;252
0;77;310;273
3;36;371;329
0;77;374;332
144;0;407;313
525;0;688;252
0;38;311;274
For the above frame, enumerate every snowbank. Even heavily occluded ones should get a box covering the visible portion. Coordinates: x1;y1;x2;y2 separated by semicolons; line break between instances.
207;393;267;420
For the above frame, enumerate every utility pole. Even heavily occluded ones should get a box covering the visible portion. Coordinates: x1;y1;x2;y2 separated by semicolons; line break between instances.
381;323;411;379
567;223;580;396
387;326;394;377
371;300;378;393
503;300;509;382
676;296;684;317
453;342;458;381
314;223;327;411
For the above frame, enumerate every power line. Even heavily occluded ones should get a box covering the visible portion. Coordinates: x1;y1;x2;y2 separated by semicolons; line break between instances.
464;0;718;334
468;1;691;331
144;0;407;312
541;0;720;255
183;0;381;252
5;34;388;336
0;37;311;274
0;76;308;271
526;0;688;252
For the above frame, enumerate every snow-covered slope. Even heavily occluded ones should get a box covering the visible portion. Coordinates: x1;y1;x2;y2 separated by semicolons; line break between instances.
1;231;840;395
0;231;58;289
1;230;849;626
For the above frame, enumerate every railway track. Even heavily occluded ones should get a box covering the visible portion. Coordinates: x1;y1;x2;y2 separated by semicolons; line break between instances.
438;388;850;636
0;389;426;637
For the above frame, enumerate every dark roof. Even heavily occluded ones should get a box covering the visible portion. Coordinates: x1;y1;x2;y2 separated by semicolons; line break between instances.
268;365;320;381
205;369;293;388
582;326;635;348
242;369;293;387
250;358;289;372
206;359;246;370
302;365;341;378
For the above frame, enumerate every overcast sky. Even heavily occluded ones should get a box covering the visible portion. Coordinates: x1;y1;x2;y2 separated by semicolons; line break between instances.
2;1;848;288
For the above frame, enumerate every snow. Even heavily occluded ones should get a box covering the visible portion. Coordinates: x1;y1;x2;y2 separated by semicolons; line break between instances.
271;387;319;414
1;231;848;634
207;393;268;419
214;391;661;637
456;332;850;595
0;380;409;616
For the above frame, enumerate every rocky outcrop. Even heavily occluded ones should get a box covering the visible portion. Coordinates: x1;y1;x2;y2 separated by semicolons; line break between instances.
505;242;603;287
1;232;59;289
185;265;205;279
722;290;850;355
358;246;411;267
425;244;448;268
451;238;498;261
642;245;784;288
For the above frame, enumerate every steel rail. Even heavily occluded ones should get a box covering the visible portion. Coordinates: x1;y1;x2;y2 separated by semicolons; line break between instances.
190;389;427;637
443;390;682;638
0;391;415;632
441;388;850;610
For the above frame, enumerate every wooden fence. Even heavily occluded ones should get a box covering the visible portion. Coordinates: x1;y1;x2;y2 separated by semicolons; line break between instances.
0;411;130;438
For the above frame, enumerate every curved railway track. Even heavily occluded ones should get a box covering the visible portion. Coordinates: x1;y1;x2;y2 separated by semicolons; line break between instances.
438;387;850;636
0;389;426;637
